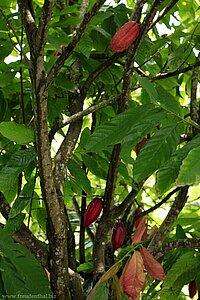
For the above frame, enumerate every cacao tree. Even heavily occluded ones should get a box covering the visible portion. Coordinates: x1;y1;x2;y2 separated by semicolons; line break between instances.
0;0;200;299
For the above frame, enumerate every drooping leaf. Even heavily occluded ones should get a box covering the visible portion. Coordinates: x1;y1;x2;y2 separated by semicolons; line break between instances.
90;280;109;300
140;246;165;281
134;124;180;183
86;261;122;300
137;76;182;116
9;181;35;218
0;235;52;296
121;251;145;299
86;104;164;152
177;146;200;185
0;122;34;144
68;158;92;194
161;251;200;298
132;217;147;244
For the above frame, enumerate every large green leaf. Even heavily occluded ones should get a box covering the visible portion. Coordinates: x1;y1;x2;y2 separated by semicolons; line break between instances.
0;122;34;144
68;159;92;194
0;236;51;296
0;148;36;191
9;181;35;218
160;251;200;299
156;134;200;194
177;145;200;185
134;124;180;183
86;104;164;152
137;76;182;116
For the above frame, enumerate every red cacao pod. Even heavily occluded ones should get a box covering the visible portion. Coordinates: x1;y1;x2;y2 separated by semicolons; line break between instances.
84;197;103;227
110;21;140;53
189;279;197;298
135;137;148;156
54;50;61;57
111;221;126;251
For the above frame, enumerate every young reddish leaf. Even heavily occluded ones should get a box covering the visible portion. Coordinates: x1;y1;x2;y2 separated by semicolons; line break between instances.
135;215;146;229
149;225;158;240
140;246;165;281
121;251;145;299
189;279;197;298
132;217;147;244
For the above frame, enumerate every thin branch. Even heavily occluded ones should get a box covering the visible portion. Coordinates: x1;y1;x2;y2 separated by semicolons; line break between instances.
154;238;200;259
45;0;107;90
49;95;120;142
150;0;179;30
72;197;94;243
190;52;200;133
17;0;37;55
148;186;189;253
134;187;181;221
151;60;200;81
37;0;55;55
0;192;49;269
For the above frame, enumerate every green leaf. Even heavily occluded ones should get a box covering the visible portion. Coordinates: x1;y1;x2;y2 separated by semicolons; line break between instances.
0;237;52;296
86;104;163;152
134;124;180;182
177;146;200;185
156;134;200;194
9;181;35;218
137;76;182;116
0;122;34;144
76;34;93;58
83;154;107;180
7;148;36;167
77;262;93;273
161;251;200;298
68;159;92;194
91;280;109;300
3;214;25;236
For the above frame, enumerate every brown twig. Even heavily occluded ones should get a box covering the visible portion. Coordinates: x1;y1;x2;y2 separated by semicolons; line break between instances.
190;52;200;133
45;0;107;90
148;186;189;253
154;238;200;259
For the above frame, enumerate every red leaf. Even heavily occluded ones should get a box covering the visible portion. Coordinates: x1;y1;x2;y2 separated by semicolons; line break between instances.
140;246;165;281
121;251;145;299
189;279;197;298
132;217;147;244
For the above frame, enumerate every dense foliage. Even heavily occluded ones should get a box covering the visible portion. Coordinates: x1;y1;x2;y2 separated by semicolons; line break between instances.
0;0;200;299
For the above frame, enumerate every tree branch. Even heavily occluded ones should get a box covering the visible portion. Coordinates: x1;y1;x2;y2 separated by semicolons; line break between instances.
148;186;189;253
154;238;200;259
190;52;200;134
37;0;55;55
49;95;120;142
45;0;107;90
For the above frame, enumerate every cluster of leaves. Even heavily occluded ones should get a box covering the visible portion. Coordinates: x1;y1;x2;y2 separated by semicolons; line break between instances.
0;0;200;299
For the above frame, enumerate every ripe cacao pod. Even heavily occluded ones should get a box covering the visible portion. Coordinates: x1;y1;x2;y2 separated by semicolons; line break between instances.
111;221;126;251
54;50;61;57
84;197;103;227
135;137;148;156
110;21;140;53
189;279;197;298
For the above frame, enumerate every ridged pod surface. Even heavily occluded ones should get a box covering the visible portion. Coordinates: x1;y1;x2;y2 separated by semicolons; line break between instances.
110;21;140;52
84;197;103;227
